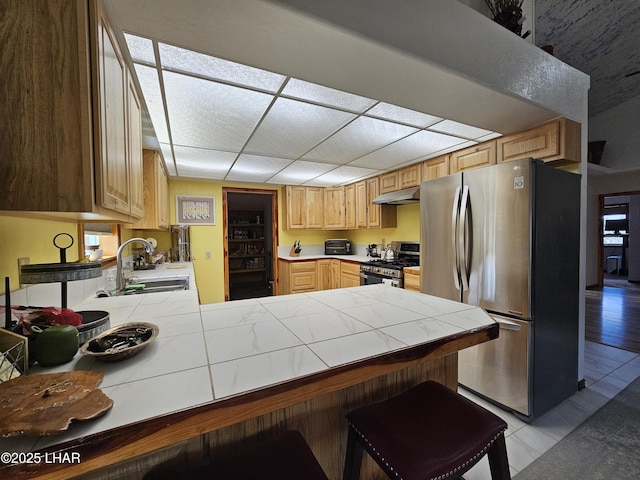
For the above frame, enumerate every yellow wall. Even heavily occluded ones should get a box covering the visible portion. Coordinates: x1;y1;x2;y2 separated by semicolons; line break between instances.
0;215;80;295
0;184;421;301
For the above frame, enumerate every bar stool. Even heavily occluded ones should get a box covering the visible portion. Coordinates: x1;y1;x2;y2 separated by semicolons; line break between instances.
145;430;328;480
343;381;510;480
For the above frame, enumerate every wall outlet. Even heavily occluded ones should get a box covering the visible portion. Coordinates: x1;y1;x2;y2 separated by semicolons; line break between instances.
205;250;212;260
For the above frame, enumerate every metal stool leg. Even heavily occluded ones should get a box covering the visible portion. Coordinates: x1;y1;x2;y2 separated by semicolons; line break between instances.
343;426;365;480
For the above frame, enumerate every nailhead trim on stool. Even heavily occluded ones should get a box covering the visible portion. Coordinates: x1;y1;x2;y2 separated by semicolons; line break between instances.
343;381;510;480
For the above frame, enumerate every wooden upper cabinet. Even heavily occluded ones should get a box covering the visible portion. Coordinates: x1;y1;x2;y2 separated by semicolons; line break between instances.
379;171;399;194
127;150;169;230
345;183;356;229
422;155;450;181
399;164;421;189
355;181;368;228
367;177;396;228
285;186;324;229
324;187;346;229
451;141;497;173
497;117;581;165
0;0;142;221
306;187;324;229
127;75;144;218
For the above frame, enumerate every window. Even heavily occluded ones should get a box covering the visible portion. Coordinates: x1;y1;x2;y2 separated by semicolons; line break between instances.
602;204;628;246
78;223;120;265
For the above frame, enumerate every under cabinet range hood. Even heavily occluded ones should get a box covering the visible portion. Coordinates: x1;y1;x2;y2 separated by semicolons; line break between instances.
372;187;420;205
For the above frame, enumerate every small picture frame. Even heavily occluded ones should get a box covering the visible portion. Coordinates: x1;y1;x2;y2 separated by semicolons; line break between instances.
176;195;216;225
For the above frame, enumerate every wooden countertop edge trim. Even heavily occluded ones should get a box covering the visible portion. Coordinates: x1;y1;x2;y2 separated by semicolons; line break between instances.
5;324;498;479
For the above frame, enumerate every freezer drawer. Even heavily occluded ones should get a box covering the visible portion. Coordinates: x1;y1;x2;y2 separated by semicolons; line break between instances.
458;315;531;417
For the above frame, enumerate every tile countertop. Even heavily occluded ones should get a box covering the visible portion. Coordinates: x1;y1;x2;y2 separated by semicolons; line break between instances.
0;265;496;469
278;253;369;262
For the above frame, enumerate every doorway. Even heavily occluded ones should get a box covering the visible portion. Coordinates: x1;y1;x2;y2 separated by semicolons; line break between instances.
223;188;278;301
599;192;638;289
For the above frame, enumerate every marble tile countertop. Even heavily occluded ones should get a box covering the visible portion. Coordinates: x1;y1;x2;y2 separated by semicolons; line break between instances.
1;263;495;456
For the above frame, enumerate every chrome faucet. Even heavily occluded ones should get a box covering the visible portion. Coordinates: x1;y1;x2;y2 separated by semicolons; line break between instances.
116;238;153;291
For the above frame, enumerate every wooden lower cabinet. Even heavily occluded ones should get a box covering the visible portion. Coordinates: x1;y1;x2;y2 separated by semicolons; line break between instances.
403;268;420;292
318;259;341;290
279;260;317;294
340;260;361;288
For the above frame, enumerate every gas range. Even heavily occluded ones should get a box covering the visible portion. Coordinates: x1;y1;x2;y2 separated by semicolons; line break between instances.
360;242;420;286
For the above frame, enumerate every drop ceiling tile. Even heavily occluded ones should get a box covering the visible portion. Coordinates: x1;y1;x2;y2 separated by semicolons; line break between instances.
226;154;292;182
124;33;155;65
244;98;356;159
173;146;236;178
428;120;495;140
159;143;176;176
163;71;274;151
282;78;376;112
366;103;442;128
475;132;503;142
302;116;418;164
349;130;468;170
134;64;170;143
159;43;286;93
305;165;377;187
268;160;337;184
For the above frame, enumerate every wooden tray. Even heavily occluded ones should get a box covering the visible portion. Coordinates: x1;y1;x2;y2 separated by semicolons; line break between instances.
0;370;113;436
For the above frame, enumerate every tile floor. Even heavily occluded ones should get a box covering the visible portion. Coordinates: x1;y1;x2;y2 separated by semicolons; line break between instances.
460;341;640;479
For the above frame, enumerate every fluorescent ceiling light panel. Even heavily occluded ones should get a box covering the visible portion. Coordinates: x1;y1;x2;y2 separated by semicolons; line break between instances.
163;71;274;151
302;116;418;164
244;98;356;158
366;103;443;128
282;78;377;112
173;146;237;178
134;64;170;143
428;119;495;139
305;165;377;186
226;154;292;182
124;33;155;65
159;43;286;93
349;130;467;170
159;143;176;175
268;160;337;184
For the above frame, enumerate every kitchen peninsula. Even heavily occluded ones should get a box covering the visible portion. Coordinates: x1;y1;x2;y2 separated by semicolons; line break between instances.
0;264;498;479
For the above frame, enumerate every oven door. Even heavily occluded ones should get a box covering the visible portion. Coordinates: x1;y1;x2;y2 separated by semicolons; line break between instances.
360;271;401;287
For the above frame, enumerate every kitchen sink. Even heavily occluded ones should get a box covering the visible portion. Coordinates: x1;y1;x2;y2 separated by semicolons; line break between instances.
116;276;189;295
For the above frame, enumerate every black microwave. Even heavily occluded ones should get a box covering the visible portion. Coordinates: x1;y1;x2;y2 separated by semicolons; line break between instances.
325;239;352;255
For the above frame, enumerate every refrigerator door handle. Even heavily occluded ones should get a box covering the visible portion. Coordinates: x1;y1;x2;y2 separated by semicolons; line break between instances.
451;185;462;290
458;184;470;291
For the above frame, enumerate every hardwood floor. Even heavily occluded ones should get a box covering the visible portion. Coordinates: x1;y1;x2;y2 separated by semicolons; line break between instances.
585;282;640;354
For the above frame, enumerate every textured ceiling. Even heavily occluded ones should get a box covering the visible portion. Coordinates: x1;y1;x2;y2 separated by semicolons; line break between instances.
536;0;640;117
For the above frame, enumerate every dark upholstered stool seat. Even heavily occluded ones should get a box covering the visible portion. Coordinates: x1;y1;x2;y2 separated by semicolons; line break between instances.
145;430;328;480
343;381;510;480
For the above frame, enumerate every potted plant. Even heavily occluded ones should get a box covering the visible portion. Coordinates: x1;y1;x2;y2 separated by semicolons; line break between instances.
485;0;529;38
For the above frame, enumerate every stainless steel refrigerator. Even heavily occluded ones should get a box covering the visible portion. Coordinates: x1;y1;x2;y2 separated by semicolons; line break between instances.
420;157;580;420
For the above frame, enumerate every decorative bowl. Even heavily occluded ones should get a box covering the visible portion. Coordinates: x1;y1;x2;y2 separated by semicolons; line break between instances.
80;322;159;362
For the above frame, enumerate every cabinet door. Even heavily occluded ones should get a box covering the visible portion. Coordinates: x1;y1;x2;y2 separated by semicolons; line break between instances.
290;261;317;293
324;187;346;229
451;141;496;173
330;259;341;289
317;260;332;291
366;177;382;227
345;184;356;229
95;6;130;215
340;261;361;288
399;164;421;189
355;181;368;228
157;160;170;228
422;155;450;181
379;172;399;194
127;75;144;218
306;187;324;229
496;118;580;165
286;186;306;229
